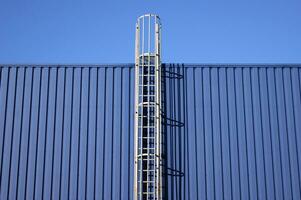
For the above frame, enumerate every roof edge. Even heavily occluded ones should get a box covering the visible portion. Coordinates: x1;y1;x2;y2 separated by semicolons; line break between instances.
1;63;301;68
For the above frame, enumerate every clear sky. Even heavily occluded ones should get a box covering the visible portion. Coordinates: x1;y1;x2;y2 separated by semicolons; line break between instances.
0;0;300;64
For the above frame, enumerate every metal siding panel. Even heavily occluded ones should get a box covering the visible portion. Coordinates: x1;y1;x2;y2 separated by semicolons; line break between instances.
243;67;258;200
251;68;267;200
129;67;135;200
170;66;176;198
283;68;301;199
226;68;241;200
258;68;276;200
194;68;206;200
175;67;183;199
0;68;9;188
9;68;25;200
169;66;174;198
103;67;113;199
235;68;251;200
176;66;182;198
1;68;17;200
86;67;97;200
121;68;131;198
25;68;42;200
219;68;232;200
43;68;58;200
211;68;223;200
0;64;301;200
69;67;81;199
267;68;285;200
35;68;50;200
17;68;33;200
203;67;215;200
165;66;171;198
275;68;293;199
51;67;65;200
179;66;186;199
188;68;198;199
60;67;73;200
112;68;121;199
95;67;106;200
183;66;189;200
173;66;178;199
291;68;301;185
78;68;89;199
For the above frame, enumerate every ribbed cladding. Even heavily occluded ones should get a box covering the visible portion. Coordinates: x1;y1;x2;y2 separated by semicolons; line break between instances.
1;64;301;200
0;66;135;200
164;64;301;200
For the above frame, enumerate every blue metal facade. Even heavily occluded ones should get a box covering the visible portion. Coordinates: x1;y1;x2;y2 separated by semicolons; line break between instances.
0;64;301;199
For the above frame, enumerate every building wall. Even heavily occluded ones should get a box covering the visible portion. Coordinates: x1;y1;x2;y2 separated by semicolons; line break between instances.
164;64;301;200
0;64;301;199
0;66;135;200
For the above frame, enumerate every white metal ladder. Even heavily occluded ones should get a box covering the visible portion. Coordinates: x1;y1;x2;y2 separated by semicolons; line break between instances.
134;14;164;200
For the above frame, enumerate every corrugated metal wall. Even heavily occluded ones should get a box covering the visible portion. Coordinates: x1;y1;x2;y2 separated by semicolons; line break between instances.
0;64;301;200
0;66;135;200
164;64;301;200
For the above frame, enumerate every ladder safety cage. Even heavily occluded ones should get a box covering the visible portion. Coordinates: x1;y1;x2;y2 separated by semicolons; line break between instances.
134;14;164;200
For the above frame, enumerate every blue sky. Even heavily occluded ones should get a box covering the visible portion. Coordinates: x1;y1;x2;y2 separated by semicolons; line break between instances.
0;0;300;64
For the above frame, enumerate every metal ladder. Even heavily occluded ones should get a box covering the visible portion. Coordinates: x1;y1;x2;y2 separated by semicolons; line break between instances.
134;14;164;200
